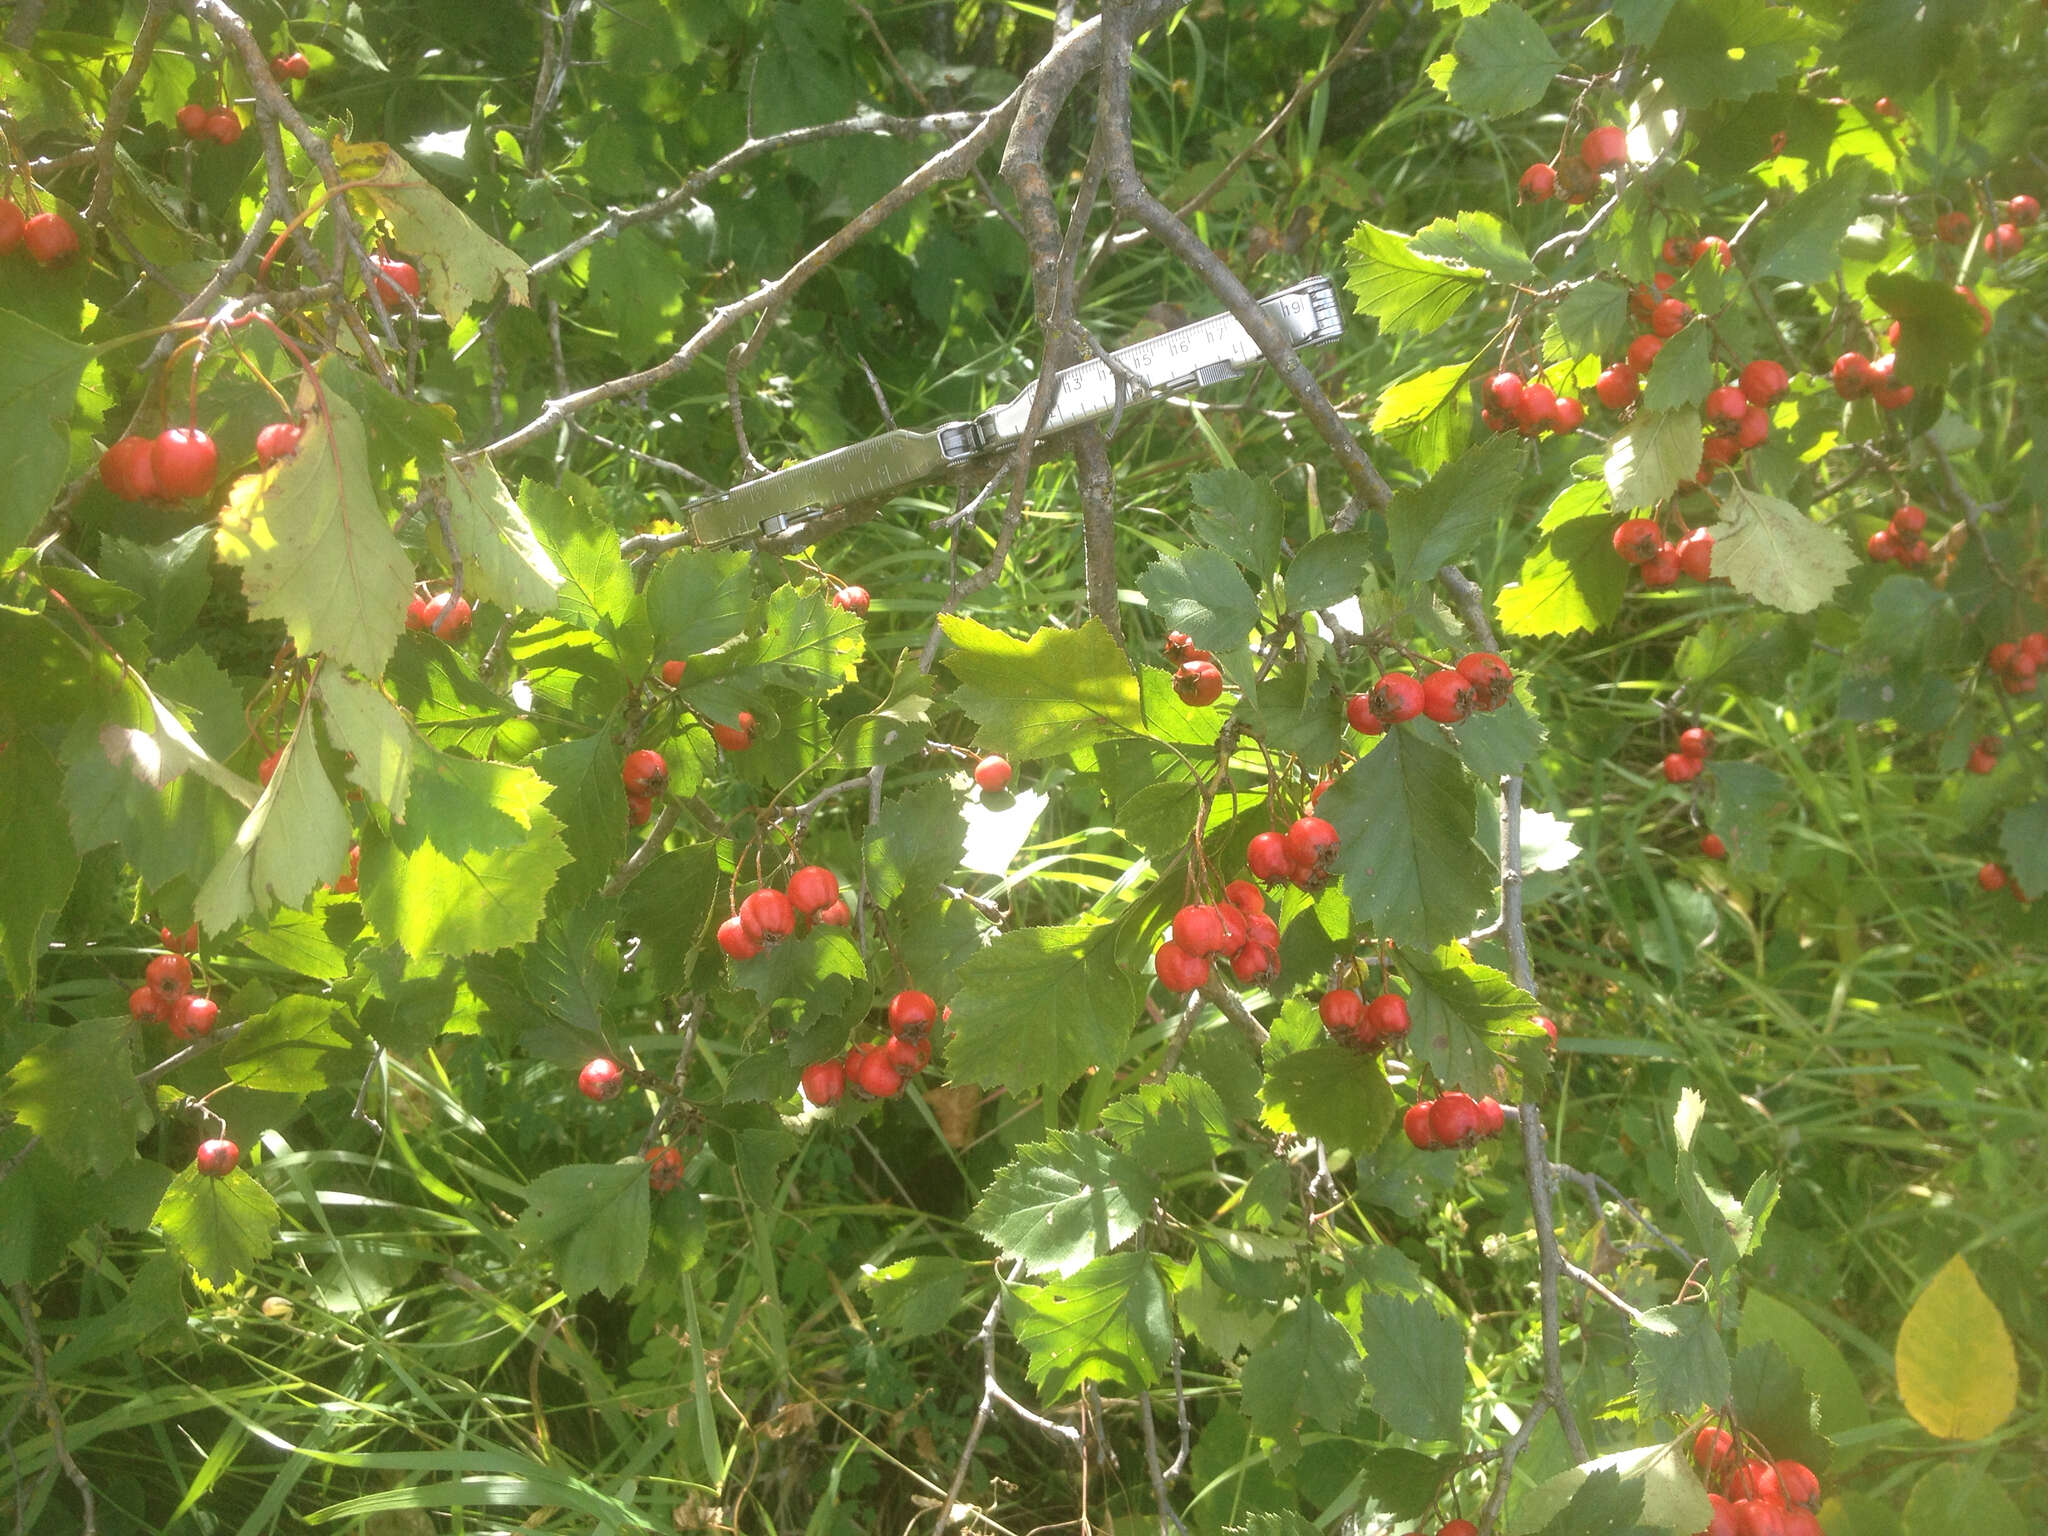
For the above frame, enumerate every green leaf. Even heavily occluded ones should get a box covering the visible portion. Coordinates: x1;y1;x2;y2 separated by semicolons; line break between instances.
1115;779;1201;861
1642;0;1819;108
531;733;628;903
1498;487;1628;637
1553;283;1632;363
1404;943;1544;1095
1511;1444;1712;1536
1368;364;1474;476
645;546;754;660
0;308;91;551
1100;1074;1232;1174
331;140;530;318
402;750;551;859
1640;322;1715;412
1868;270;1989;388
1343;221;1486;334
1319;731;1495;950
1998;801;2048;898
512;1161;650;1298
1287;530;1375;611
1189;468;1284;577
524;478;640;648
938;616;1142;760
1244;661;1345;766
1428;4;1561;116
154;1163;280;1287
194;709;355;934
860;1256;972;1340
1736;1289;1869;1436
237;908;351;981
1386;436;1523;583
222;995;358;1094
1241;1299;1364;1438
1730;1341;1832;1471
360;809;571;957
1707;760;1790;873
971;1132;1159;1278
0;734;79;998
733;927;872;1041
97;526;214;656
1754;161;1874;286
706;585;864;701
2;1019;145;1177
1357;1292;1465;1441
441;455;565;614
1633;1303;1731;1419
1008;1251;1172;1399
1894;1254;2018;1441
1452;696;1547;780
315;667;415;820
214;381;415;676
1900;1464;2025;1536
1137;547;1259;654
1410;211;1535;282
1605;409;1704;512
863;782;968;908
1707;485;1856;614
1673;1089;1750;1280
1259;1044;1397;1155
946;924;1142;1098
835;653;934;768
1533;1468;1655;1536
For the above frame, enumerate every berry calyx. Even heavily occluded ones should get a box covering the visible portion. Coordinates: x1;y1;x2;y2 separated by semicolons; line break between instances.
150;428;219;500
1613;519;1663;565
739;887;797;944
787;865;840;915
578;1058;625;1101
830;585;870;615
194;1138;240;1177
255;421;303;466
801;1058;846;1107
1154;940;1211;993
1369;671;1426;724
1174;658;1224;707
887;989;939;1037
621;748;668;797
974;755;1014;793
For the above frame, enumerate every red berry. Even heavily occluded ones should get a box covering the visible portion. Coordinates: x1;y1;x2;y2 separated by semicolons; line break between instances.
1245;911;1279;949
1691;235;1734;269
1518;163;1557;201
2024;632;2048;663
1890;502;1926;535
1154;941;1211;994
405;596;430;631
129;985;162;1023
146;953;193;999
1966;747;1998;775
1551;396;1585;434
1700;833;1727;859
740;887;797;944
1663;752;1703;784
1246;831;1292;882
1441;1522;1479;1536
1403;1102;1438;1150
0;198;22;253
1613;518;1663;565
1369;671;1426;724
787;865;840;915
1429;1092;1484;1147
1627;333;1664;371
1935;209;1972;245
150;428;219;500
1677;528;1715;581
830;584;870;616
1678;727;1714;759
1228;943;1275;984
168;994;219;1040
578;1057;625;1101
194;1138;240;1177
717;915;762;960
1580;125;1628;171
422;591;471;640
1172;903;1226;957
1455;652;1514;710
1740;359;1789;405
1640;547;1682;587
884;1033;931;1073
1344;693;1385;734
1318;988;1366;1036
710;710;756;751
1773;1462;1819;1510
621;748;668;797
1726;1460;1783;1506
1866;528;1897;562
974;756;1014;793
1420;669;1476;725
1978;862;2008;892
1512;381;1557;436
176;103;210;137
1285;816;1340;869
99;436;159;501
1223;879;1265;915
1486;371;1525;414
849;1044;906;1099
371;256;421;305
801;1058;846;1106
1734;407;1769;450
645;1144;687;1192
816;899;852;927
258;748;283;787
1983;222;2023;259
660;658;687;686
1162;630;1194;663
1831;352;1873;399
1174;659;1224;707
888;989;938;1037
204;108;243;145
1364;993;1409;1039
1595;364;1640;410
22;210;79;265
627;794;652;827
2006;194;2042;226
1535;1014;1558;1044
1693;1426;1737;1477
1649;297;1690;337
1705;384;1749;426
255;421;302;466
1700;436;1742;473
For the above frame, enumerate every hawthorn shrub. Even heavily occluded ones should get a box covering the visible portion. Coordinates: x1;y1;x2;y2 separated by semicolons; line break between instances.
0;0;2043;1533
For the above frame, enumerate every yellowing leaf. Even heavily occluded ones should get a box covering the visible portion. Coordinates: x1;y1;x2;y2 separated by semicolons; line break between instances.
215;383;414;677
441;454;565;614
1707;485;1857;614
1895;1254;2017;1440
332;139;530;319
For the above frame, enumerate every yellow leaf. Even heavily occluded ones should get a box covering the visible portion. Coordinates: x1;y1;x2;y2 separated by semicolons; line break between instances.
331;139;531;320
1894;1254;2017;1440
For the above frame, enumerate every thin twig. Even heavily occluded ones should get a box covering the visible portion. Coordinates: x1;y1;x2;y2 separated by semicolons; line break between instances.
601;801;680;899
84;0;173;231
9;1282;96;1534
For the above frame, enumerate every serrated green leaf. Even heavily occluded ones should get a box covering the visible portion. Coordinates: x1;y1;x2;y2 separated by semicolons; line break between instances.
1736;1290;1868;1436
1554;283;1633;362
512;1160;650;1298
1241;1298;1364;1438
524;477;640;648
645;546;754;660
1138;547;1260;653
971;1131;1158;1278
1189;468;1284;577
1357;1291;1465;1441
0;734;79;998
1998;801;2048;897
0;308;91;552
531;733;628;904
1343;222;1486;334
1868;269;1988;388
1410;211;1535;282
1100;1074;1232;1173
1386;436;1523;583
1368;363;1474;476
315;668;414;820
1511;1443;1712;1536
360;809;571;958
1730;1340;1831;1470
1708;485;1856;614
938;616;1142;760
1640;322;1715;411
863;782;967;907
155;1164;280;1286
1259;1045;1397;1154
441;454;565;614
2;1019;144;1177
1319;731;1495;949
1633;1303;1731;1419
97;526;213;657
1405;943;1544;1094
1008;1251;1172;1399
1643;0;1818;108
194;706;355;934
1754;160;1873;285
1606;409;1703;511
214;382;414;677
860;1256;972;1339
946;924;1141;1098
1674;1088;1746;1280
223;995;358;1094
1287;530;1374;611
401;750;550;858
1534;1467;1655;1536
332;140;529;318
1430;4;1561;116
1452;696;1546;779
1498;491;1628;637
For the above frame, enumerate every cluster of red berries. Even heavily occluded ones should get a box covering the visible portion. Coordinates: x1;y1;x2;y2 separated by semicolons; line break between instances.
0;193;79;266
1937;194;2039;258
716;866;852;959
98;427;221;502
828;585;869;616
1865;502;1937;568
1164;631;1225;707
1964;734;2002;776
575;1059;691;1190
1245;813;1341;892
1479;370;1584;438
1662;726;1716;784
710;711;756;752
1152;882;1284;994
1976;863;2032;903
621;748;670;827
1402;1090;1506;1150
406;590;472;640
1697;363;1787;478
1985;631;2046;694
1517;123;1630;205
1402;1521;1477;1536
270;51;312;80
1346;652;1515;734
1317;984;1409;1051
1690;1426;1823;1536
1614;519;1717;590
1828;349;1913;411
802;989;939;1105
126;926;221;1041
370;255;422;308
173;103;244;145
